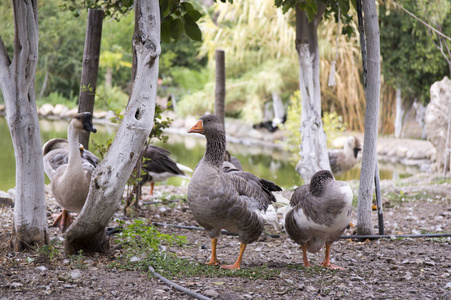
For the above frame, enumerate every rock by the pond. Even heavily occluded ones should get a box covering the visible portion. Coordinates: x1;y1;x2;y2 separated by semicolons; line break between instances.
425;76;451;172
38;103;54;117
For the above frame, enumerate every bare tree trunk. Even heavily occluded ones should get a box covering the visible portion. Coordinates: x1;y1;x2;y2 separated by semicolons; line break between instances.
78;9;104;150
357;0;381;236
394;87;403;138
64;0;160;254
294;4;330;184
0;0;48;250
272;91;285;124
215;49;225;124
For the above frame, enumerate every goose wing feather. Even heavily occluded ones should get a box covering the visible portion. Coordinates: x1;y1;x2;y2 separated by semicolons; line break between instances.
223;171;276;212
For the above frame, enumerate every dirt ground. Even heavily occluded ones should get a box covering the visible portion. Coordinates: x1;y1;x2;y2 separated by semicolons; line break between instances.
1;173;450;300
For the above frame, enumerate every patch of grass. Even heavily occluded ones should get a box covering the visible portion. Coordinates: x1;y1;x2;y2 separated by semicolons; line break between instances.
158;192;187;202
33;238;61;260
112;218;280;280
69;250;87;269
431;177;451;185
385;190;438;207
352;194;358;208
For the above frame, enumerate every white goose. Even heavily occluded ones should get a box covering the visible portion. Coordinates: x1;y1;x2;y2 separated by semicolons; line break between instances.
43;112;98;231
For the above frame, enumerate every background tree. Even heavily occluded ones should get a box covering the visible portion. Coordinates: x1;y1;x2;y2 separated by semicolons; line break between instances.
37;1;87;102
273;0;355;182
292;2;330;183
380;1;450;137
78;9;104;149
417;0;451;75
0;0;48;250
178;0;299;122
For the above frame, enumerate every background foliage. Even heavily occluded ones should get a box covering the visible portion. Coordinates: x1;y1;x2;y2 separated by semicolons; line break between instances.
0;0;449;135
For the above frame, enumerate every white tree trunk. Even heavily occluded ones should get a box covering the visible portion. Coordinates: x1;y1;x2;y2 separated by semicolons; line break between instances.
294;5;330;184
272;91;285;124
64;0;160;254
413;99;427;139
357;0;381;236
295;42;330;183
0;0;48;250
394;87;403;138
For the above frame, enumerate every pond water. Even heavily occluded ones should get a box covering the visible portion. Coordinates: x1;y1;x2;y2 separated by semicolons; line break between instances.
0;117;420;192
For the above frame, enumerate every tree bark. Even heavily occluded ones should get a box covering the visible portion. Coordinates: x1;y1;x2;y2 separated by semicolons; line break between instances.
0;0;48;250
215;49;225;124
294;4;330;184
394;87;403;138
78;9;104;149
357;0;381;236
64;0;160;254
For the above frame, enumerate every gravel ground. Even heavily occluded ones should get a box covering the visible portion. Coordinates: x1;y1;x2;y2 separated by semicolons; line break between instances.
1;173;450;300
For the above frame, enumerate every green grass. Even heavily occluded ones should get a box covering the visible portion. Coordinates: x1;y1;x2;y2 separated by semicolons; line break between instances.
384;190;442;207
33;237;61;260
112;218;280;280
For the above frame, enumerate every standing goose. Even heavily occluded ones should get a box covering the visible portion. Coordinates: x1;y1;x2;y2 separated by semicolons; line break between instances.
284;170;352;269
43;112;98;231
187;114;281;270
328;136;362;175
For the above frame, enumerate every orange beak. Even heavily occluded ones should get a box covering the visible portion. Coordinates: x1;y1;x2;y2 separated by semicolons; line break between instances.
188;120;204;133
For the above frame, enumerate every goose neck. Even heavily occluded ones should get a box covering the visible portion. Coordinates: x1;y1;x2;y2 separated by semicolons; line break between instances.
204;132;226;168
67;122;82;167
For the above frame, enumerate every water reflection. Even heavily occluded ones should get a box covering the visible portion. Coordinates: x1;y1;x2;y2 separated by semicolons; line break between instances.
0;117;421;192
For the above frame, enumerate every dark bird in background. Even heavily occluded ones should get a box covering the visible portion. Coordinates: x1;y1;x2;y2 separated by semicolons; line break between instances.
139;145;192;198
328;136;362;175
187;114;282;269
283;170;353;269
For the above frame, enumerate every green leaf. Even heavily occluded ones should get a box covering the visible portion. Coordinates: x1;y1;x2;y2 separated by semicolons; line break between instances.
282;0;296;14
184;18;202;41
170;18;184;41
181;2;194;12
184;10;203;22
338;0;351;15
161;17;173;43
160;0;170;17
304;5;317;22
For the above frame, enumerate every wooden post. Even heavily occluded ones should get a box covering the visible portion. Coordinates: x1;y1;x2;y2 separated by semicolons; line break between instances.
78;9;104;149
215;50;225;125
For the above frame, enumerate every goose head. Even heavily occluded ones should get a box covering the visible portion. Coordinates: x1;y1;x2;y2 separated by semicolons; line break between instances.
353;137;362;158
343;136;362;159
188;114;224;137
309;169;334;197
71;112;97;134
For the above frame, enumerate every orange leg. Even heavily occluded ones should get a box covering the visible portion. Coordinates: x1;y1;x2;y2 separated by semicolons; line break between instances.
221;243;246;270
321;243;345;270
143;182;155;200
52;209;73;232
302;244;311;267
206;238;220;266
150;182;155;195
